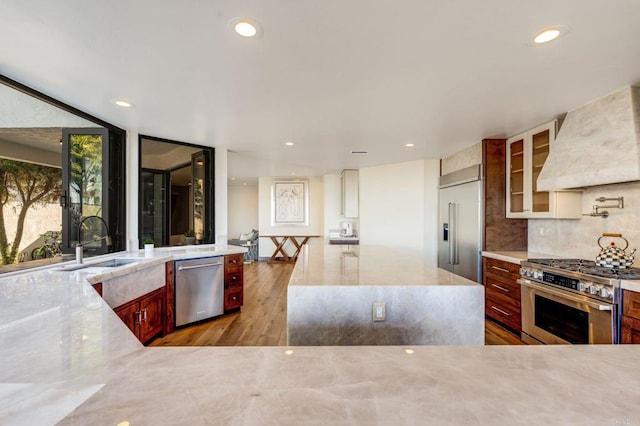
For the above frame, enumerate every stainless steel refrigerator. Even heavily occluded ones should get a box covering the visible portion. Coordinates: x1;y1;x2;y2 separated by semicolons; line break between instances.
437;164;482;283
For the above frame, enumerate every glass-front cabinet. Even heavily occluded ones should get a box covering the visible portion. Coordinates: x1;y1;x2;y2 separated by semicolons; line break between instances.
506;120;581;219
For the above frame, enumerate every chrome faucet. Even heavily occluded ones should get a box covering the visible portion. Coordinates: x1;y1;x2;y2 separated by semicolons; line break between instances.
76;215;113;264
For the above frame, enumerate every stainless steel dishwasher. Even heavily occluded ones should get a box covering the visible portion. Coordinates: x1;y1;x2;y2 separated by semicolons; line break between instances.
175;257;224;327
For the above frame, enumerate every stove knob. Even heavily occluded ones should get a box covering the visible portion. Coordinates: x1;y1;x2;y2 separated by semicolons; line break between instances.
599;287;613;299
520;267;526;276
589;285;602;295
577;281;588;292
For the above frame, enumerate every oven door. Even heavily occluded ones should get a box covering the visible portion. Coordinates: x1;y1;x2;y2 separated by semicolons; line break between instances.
520;279;616;344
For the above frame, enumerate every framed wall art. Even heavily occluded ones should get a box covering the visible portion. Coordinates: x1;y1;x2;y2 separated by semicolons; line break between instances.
271;179;309;226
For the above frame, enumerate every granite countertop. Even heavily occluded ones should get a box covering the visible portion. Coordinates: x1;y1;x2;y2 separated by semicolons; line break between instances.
3;244;640;424
290;244;479;287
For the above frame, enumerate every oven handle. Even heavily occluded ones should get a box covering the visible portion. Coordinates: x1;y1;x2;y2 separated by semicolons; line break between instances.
518;279;613;311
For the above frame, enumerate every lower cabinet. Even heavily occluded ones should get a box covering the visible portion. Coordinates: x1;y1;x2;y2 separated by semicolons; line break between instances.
114;287;165;345
224;253;244;312
483;257;522;335
622;290;640;344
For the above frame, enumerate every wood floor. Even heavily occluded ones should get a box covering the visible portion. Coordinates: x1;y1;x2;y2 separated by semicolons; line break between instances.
150;261;294;347
150;261;524;347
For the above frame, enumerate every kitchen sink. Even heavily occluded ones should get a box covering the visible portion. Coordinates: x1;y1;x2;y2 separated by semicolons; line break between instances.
57;258;140;271
89;259;139;268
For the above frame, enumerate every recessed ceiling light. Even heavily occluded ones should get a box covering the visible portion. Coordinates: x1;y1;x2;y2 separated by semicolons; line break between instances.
532;25;568;44
290;172;296;175
285;141;295;146
351;151;368;155
235;22;256;37
405;143;415;148
114;100;133;108
230;18;262;38
231;177;236;181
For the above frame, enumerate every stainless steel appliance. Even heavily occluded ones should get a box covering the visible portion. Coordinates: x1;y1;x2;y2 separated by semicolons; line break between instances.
438;164;482;282
519;259;640;344
175;257;224;327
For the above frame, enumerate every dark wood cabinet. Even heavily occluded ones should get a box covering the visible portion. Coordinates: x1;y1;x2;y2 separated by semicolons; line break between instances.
483;257;522;335
482;139;528;251
114;287;165;345
622;290;640;344
224;253;244;312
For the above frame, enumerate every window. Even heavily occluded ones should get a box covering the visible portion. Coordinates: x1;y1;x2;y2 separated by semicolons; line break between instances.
0;74;125;272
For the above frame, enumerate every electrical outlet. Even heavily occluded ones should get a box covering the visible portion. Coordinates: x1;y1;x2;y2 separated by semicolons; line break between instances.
373;302;385;321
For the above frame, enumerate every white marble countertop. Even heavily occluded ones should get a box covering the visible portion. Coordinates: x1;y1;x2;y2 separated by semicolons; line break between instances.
621;280;640;293
481;250;563;265
290;244;479;286
4;244;640;424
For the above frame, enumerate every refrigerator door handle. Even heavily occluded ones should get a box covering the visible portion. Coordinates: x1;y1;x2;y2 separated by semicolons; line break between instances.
448;202;458;265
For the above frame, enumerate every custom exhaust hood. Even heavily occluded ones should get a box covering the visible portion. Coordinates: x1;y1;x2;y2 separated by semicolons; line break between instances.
537;86;640;191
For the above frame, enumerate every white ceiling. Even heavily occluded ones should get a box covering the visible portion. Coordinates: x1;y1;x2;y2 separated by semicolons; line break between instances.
1;0;639;184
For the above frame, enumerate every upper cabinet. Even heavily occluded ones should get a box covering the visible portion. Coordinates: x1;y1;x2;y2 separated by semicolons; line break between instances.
506;121;582;219
341;169;359;218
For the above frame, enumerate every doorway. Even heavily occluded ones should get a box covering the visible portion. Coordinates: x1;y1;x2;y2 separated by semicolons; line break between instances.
138;135;214;247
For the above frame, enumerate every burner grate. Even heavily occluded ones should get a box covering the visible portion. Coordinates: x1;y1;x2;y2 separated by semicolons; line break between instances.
527;258;640;280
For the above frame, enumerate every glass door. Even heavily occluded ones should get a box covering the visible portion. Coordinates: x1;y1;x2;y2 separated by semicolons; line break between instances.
61;128;125;255
531;128;551;213
140;169;170;246
508;138;525;214
191;150;214;244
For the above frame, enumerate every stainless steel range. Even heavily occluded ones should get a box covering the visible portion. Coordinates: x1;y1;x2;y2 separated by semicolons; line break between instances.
519;259;640;345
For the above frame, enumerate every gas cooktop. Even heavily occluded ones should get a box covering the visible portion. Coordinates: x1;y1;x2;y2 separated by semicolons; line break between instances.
526;258;640;280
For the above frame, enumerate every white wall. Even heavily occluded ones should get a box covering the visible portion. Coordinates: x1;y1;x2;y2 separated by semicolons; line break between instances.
228;185;259;238
258;176;324;258
359;160;427;255
126;131;139;247
529;181;640;266
214;148;228;243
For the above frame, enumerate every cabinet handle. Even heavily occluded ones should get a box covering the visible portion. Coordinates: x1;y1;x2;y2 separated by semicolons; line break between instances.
490;306;511;316
142;308;147;322
135;311;142;325
491;266;510;273
491;283;510;293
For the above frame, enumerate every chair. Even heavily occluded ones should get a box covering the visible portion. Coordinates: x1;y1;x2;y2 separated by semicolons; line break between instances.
228;229;259;262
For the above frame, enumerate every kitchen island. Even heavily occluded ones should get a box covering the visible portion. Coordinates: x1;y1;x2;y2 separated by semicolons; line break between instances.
287;244;484;346
3;247;640;424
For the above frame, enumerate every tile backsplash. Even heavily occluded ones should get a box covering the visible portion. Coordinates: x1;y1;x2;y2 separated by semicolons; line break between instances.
528;181;640;266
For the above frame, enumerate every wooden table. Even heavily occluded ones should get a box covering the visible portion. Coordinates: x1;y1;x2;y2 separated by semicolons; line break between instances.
261;235;319;263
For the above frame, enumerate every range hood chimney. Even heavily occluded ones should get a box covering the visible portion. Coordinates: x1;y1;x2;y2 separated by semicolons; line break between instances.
537;86;640;191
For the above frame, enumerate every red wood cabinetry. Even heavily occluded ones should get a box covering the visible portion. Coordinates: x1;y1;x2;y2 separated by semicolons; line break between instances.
622;290;640;344
165;261;175;335
483;257;522;335
114;287;165;345
224;253;244;311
